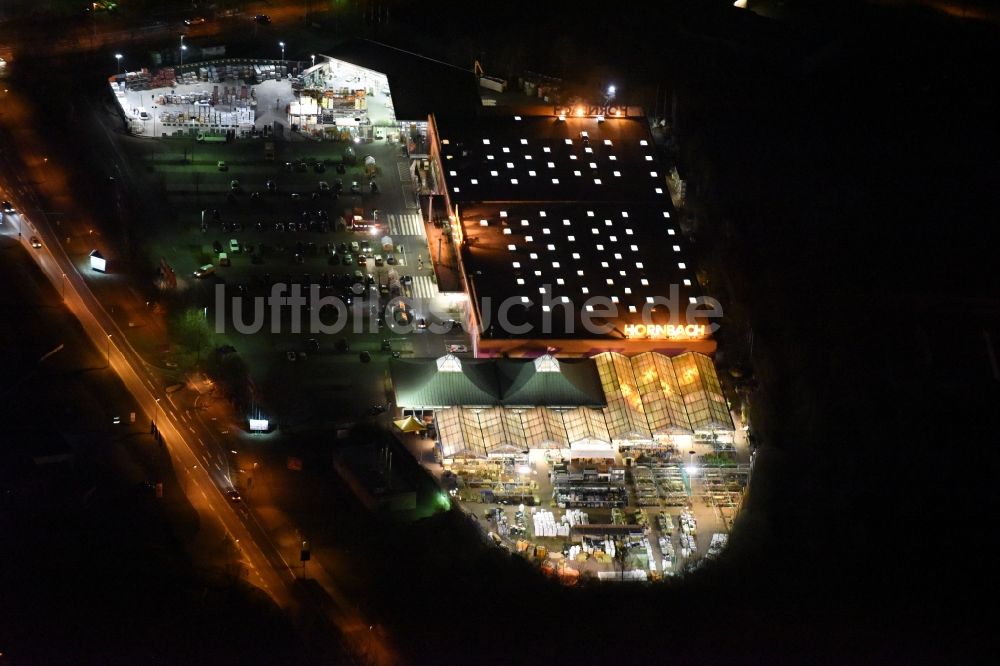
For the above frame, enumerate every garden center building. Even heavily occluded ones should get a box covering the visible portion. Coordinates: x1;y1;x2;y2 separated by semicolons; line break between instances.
391;352;734;459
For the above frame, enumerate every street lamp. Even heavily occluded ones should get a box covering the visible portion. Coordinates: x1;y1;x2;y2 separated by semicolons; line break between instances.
311;54;316;67
279;41;285;61
61;273;67;300
106;334;112;367
180;35;187;67
154;397;161;426
115;53;124;74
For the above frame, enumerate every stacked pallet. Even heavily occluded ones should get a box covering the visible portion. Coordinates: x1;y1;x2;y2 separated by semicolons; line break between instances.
149;67;176;89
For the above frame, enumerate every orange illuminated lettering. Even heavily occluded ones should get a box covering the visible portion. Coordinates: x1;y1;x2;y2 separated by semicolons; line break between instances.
623;323;707;340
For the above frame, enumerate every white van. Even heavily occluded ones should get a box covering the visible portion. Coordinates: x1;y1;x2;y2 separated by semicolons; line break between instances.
193;264;215;278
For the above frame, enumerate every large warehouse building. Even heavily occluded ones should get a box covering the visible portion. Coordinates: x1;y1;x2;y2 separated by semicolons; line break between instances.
432;110;718;357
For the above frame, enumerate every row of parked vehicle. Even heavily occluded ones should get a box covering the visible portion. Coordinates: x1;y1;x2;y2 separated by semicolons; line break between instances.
216;217;338;234
228;179;378;202
280;159;346;174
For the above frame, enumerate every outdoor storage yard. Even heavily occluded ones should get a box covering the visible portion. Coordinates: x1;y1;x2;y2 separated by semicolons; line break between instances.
399;429;752;582
112;57;400;141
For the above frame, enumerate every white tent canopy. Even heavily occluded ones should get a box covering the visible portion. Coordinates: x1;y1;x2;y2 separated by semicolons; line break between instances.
567;448;617;459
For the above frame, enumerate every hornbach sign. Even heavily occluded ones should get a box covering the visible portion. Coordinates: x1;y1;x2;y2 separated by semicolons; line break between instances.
554;104;633;118
623;324;708;340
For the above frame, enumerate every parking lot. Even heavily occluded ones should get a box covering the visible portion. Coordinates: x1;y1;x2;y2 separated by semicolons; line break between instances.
128;135;471;423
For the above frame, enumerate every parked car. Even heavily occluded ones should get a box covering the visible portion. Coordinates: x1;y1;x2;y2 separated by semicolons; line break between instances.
393;308;412;326
217;160;228;171
350;181;360;194
448;344;469;353
229;239;241;253
193;264;215;278
230;179;240;192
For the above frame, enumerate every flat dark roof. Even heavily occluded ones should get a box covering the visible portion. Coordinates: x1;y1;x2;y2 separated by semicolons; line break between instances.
437;114;699;339
438;114;669;203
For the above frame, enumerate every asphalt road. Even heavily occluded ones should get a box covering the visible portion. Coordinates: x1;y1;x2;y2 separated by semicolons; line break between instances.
0;90;397;666
0;1;318;57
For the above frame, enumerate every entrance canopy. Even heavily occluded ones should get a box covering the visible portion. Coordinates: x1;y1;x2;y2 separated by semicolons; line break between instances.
567;449;617;460
393;415;427;433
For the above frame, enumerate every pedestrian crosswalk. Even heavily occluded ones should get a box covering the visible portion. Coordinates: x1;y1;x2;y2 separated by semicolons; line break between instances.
397;161;421;210
410;275;439;299
387;213;425;237
397;161;413;184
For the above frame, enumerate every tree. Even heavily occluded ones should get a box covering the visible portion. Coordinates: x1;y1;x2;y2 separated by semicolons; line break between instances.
206;351;251;410
173;307;212;368
614;538;629;582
